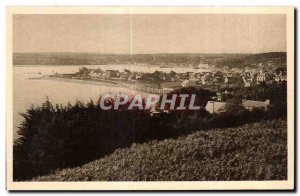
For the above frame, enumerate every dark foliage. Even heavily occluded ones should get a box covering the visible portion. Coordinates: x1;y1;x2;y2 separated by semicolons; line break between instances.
14;85;287;180
33;120;287;181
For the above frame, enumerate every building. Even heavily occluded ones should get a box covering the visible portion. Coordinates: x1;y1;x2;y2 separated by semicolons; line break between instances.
89;71;102;79
244;67;250;73
242;99;270;111
89;69;104;79
120;70;132;79
212;71;224;84
205;101;227;114
162;87;174;93
105;70;120;78
187;72;196;80
196;62;210;69
231;68;243;73
274;71;287;82
78;67;90;76
224;76;236;84
120;71;129;79
194;73;202;79
256;69;267;84
242;72;254;87
181;80;189;87
135;73;143;80
181;80;197;87
201;73;213;85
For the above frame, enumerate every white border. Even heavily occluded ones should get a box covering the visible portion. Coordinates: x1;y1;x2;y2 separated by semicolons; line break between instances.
5;6;295;191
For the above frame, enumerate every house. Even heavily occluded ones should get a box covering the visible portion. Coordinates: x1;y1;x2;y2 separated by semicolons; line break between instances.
212;72;224;84
194;73;202;79
181;80;189;87
196;62;210;69
178;72;189;80
157;71;167;80
89;69;104;79
151;71;166;81
222;66;229;73
187;72;196;80
89;70;95;77
135;73;143;80
205;101;227;114
244;67;250;73
201;73;213;85
168;71;178;81
150;107;160;117
120;71;129;79
275;74;287;82
149;106;171;117
242;99;270;111
120;69;132;79
274;71;287;82
216;92;222;101
249;68;257;74
89;71;101;78
231;68;242;73
105;70;120;78
78;67;90;76
181;80;197;87
224;76;237;84
162;87;174;93
256;69;267;84
266;61;274;67
242;72;254;87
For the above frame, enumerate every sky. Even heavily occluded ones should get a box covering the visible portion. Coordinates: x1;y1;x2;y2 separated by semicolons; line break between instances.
13;14;287;54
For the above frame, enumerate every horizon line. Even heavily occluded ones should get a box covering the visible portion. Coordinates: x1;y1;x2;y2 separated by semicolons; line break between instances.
13;51;287;55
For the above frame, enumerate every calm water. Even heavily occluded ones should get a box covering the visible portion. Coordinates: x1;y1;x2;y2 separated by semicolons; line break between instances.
13;65;147;138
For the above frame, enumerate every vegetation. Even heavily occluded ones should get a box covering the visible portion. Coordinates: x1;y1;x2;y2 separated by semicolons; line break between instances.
216;52;286;68
32;120;287;181
13;85;287;181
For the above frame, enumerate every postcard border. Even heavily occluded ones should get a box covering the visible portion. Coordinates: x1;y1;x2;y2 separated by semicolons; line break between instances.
6;6;295;191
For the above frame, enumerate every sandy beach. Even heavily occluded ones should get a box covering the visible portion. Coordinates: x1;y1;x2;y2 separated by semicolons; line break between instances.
32;76;120;87
33;76;174;94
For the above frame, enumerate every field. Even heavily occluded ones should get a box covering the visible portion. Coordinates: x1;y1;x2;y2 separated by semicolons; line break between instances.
33;119;287;181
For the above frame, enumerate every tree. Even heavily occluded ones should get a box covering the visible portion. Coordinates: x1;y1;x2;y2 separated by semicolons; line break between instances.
225;98;245;114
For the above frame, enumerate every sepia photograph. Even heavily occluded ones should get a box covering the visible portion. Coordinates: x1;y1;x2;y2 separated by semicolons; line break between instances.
6;7;294;190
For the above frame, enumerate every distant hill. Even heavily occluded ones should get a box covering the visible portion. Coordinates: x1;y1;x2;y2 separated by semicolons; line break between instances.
13;52;286;67
215;52;287;68
33;119;287;181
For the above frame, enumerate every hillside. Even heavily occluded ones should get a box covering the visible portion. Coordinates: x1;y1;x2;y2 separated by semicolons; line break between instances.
13;52;286;66
33;119;287;181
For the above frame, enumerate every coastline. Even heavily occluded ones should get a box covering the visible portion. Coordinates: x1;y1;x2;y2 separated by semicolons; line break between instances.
32;76;174;94
31;76;119;87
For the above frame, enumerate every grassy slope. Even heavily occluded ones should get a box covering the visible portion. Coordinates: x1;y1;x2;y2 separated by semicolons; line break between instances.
33;119;287;181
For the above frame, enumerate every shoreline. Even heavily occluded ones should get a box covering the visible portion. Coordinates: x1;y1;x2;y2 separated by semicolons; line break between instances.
31;76;119;87
32;76;174;94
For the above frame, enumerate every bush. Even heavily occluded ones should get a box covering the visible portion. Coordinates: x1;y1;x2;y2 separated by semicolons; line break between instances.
14;98;187;180
14;85;287;180
33;120;287;181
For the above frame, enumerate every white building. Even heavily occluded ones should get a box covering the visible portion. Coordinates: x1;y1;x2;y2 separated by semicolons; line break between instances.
256;69;267;84
205;101;227;114
242;99;270;111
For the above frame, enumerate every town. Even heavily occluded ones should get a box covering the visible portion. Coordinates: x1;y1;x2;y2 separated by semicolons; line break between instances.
46;59;287;115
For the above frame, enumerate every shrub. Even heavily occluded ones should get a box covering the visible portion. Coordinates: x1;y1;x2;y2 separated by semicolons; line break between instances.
14;85;287;180
33;120;287;181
